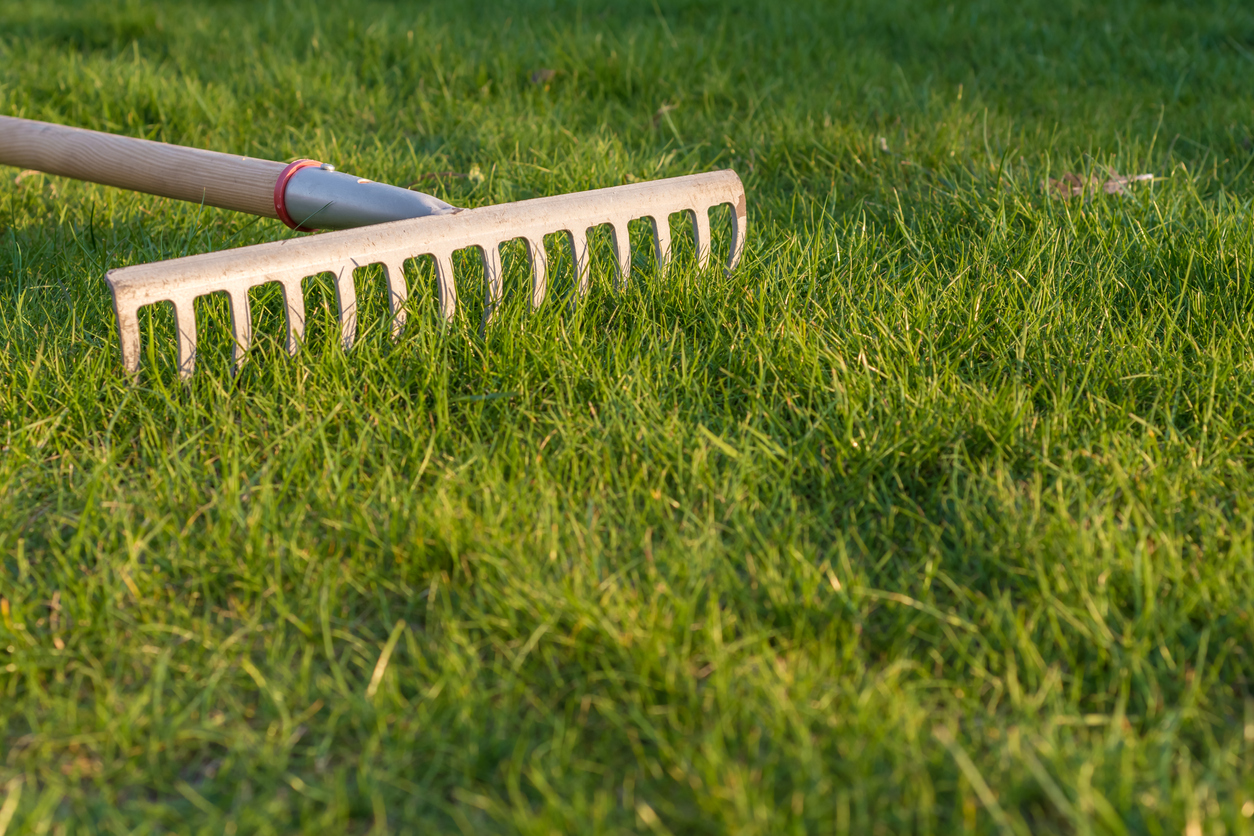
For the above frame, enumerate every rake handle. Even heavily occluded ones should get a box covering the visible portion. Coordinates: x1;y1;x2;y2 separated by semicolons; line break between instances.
0;115;285;218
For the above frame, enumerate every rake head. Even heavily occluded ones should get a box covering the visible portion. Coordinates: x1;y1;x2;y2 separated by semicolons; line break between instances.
106;170;747;378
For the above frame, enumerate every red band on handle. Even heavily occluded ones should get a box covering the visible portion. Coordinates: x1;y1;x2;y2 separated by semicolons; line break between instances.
274;158;323;231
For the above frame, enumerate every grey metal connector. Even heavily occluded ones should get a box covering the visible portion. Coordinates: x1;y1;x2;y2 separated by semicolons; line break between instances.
283;166;461;230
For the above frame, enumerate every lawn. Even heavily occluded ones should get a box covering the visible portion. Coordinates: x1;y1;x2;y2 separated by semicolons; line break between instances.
2;0;1254;832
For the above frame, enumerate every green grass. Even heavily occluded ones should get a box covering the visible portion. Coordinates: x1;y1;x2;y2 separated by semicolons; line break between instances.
2;0;1254;832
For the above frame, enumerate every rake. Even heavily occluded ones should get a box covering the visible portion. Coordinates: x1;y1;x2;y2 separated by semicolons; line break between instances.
0;116;747;377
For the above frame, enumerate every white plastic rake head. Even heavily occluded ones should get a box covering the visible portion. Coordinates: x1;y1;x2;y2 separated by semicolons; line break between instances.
106;170;747;378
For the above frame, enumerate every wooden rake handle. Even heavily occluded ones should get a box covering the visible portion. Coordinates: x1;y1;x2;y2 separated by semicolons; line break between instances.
0;115;286;218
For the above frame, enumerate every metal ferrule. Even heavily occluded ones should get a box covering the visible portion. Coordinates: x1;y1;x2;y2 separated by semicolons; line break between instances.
282;167;460;230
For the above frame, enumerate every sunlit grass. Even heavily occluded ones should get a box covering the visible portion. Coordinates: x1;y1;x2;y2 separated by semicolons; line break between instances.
2;0;1254;833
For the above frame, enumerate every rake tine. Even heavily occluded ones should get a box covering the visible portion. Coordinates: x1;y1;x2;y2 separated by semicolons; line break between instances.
570;229;592;298
608;220;631;287
111;295;142;376
727;195;747;274
526;237;547;307
383;260;409;337
334;263;359;349
282;273;306;355
433;250;458;321
481;242;504;327
652;215;672;273
691;208;712;271
173;299;198;379
227;286;252;370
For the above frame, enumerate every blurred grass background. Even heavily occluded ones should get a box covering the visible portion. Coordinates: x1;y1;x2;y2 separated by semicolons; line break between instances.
2;0;1254;833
